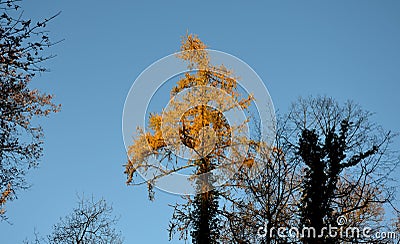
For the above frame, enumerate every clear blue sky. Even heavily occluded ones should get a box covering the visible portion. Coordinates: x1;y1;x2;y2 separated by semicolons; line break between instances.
1;0;400;243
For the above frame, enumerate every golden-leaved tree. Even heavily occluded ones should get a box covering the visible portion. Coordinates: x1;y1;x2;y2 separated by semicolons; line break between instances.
124;34;255;243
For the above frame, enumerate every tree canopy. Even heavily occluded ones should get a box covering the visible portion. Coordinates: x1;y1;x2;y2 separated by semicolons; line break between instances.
0;0;60;220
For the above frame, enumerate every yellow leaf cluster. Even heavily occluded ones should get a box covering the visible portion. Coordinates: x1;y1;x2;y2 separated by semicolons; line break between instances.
0;183;12;215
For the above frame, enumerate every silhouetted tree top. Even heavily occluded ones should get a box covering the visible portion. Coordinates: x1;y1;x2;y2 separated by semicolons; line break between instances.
24;196;123;244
